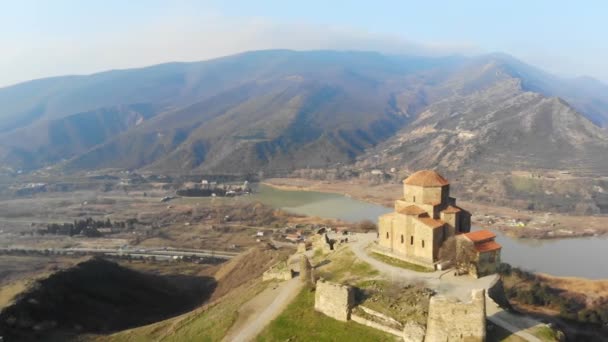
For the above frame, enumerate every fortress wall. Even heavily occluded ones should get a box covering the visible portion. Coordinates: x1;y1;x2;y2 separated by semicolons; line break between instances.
314;279;354;322
350;314;403;337
425;289;486;342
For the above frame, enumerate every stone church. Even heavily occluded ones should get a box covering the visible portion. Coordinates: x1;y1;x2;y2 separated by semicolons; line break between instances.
377;170;472;267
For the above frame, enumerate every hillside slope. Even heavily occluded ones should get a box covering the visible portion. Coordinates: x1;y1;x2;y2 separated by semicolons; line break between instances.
0;258;216;341
361;77;608;173
0;104;156;169
0;50;606;174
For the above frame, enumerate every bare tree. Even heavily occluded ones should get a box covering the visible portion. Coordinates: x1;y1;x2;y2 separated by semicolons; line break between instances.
438;236;477;274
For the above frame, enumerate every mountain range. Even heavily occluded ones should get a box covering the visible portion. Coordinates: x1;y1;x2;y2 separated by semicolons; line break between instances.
0;49;606;175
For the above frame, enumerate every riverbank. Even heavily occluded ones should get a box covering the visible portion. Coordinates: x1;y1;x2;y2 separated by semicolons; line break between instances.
262;178;608;239
502;267;608;340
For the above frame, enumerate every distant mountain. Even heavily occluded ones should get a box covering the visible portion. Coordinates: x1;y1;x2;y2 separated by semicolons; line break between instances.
358;76;608;173
0;104;156;169
0;50;606;174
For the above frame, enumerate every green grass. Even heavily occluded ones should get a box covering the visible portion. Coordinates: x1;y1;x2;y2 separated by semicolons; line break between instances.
313;248;324;260
532;325;559;342
370;253;434;273
256;288;395;342
316;247;379;283
487;322;527;342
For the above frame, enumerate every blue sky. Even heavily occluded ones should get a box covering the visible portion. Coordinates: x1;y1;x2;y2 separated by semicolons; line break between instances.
0;0;606;86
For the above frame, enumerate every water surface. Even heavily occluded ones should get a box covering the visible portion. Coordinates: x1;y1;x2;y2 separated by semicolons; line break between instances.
254;184;608;279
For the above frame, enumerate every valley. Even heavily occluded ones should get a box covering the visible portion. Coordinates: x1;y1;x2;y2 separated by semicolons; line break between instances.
0;174;606;340
0;49;607;341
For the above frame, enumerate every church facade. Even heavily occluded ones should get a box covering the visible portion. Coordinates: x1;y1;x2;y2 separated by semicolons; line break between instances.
377;170;472;267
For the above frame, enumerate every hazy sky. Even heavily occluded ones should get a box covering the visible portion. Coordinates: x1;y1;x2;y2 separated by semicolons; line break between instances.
1;0;606;87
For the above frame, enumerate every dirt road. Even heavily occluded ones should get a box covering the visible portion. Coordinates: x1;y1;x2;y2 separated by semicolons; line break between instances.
223;277;304;342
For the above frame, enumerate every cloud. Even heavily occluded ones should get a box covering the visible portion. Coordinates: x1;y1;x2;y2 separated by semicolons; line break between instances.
0;12;478;87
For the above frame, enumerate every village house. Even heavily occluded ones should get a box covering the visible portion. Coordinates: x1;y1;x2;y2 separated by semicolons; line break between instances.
377;170;501;274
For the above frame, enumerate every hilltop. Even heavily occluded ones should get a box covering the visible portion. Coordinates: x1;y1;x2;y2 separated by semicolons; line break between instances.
0;258;216;341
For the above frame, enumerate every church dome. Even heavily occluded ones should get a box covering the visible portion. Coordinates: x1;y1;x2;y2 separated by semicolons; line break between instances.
403;170;449;187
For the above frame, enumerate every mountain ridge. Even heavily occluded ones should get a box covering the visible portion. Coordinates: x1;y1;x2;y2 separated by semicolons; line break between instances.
0;50;606;174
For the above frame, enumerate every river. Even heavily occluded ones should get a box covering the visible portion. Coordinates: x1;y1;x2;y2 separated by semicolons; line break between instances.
253;184;608;279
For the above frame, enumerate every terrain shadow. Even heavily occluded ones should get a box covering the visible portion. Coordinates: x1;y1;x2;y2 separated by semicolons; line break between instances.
0;257;216;341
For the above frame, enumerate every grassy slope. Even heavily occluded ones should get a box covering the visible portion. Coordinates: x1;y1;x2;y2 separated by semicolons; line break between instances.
370;252;434;273
256;288;395;342
313;246;379;284
0;258;216;341
99;245;290;341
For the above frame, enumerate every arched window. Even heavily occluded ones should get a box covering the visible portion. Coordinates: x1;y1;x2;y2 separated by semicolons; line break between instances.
386;232;389;239
413;196;416;202
422;240;425;248
410;236;414;245
401;235;404;243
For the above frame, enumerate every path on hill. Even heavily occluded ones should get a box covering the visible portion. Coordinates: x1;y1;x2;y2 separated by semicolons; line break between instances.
223;277;304;342
350;233;544;341
350;233;502;299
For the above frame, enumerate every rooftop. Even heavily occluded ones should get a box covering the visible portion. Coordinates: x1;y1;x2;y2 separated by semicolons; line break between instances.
442;205;462;214
416;216;445;229
474;240;502;253
398;205;428;216
463;229;496;242
403;170;450;187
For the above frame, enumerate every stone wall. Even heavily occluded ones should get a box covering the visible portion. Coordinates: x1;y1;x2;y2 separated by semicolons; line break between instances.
262;261;294;281
351;314;403;337
313;234;335;253
297;241;311;253
314;279;354;322
425;289;486;342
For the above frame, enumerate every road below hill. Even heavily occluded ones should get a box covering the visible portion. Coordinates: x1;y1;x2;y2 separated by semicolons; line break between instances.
0;246;238;261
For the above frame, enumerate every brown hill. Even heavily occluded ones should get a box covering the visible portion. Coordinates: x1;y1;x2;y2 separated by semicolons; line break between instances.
362;77;608;173
0;50;606;174
0;258;216;341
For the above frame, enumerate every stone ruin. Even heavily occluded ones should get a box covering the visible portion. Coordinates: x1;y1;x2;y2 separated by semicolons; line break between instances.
314;279;354;322
313;233;336;253
262;261;294;281
300;255;315;287
425;289;486;342
313;278;487;342
297;241;311;253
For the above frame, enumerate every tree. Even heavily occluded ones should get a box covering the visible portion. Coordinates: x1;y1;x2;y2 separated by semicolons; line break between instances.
357;220;377;232
438;236;477;274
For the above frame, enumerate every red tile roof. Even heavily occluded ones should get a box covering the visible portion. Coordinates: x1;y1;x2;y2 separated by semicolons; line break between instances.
403;170;450;187
463;229;496;242
398;205;427;216
474;240;502;253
